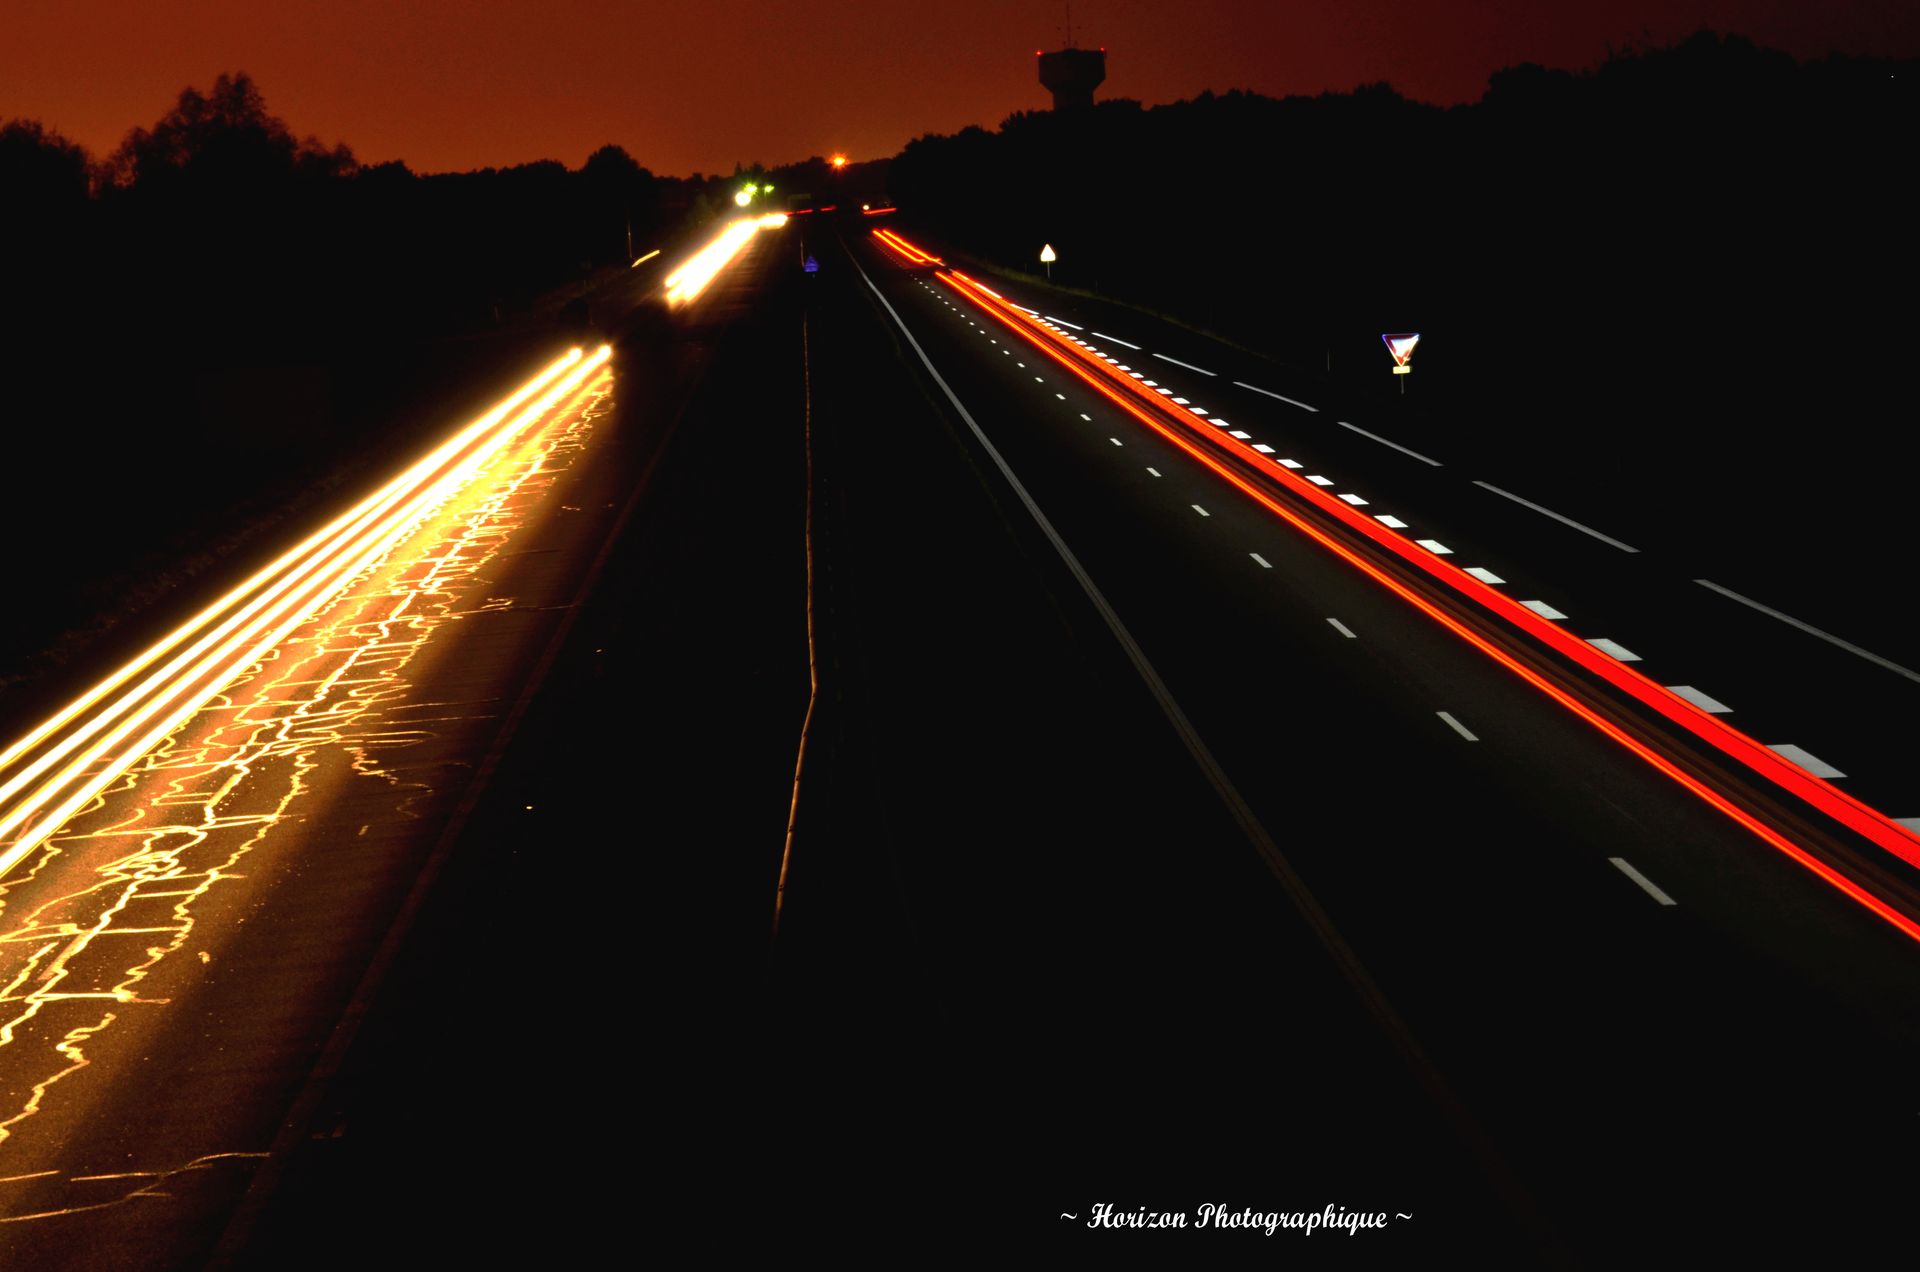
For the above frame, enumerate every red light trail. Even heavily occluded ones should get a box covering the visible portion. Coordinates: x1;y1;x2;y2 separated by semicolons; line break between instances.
876;228;1920;942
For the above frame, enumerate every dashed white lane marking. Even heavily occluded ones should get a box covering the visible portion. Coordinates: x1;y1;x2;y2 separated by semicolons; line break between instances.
1465;566;1504;584
1154;352;1217;376
1305;474;1333;486
1339;493;1369;506
1375;514;1408;528
1017;361;1026;367
1193;505;1211;517
1610;857;1677;906
1694;579;1920;686
1044;315;1084;329
1154;387;1173;395
1146;467;1162;477
1278;459;1303;469
1172;396;1190;404
1521;599;1567;620
1127;372;1144;379
1251;552;1272;569
1336;420;1443;467
1109;437;1123;446
1416;539;1453;555
1233;381;1318;411
1228;429;1251;438
1091;331;1141;349
1143;379;1160;386
1079;413;1092;420
1034;376;1045;382
1667;684;1732;714
1252;444;1275;453
1768;743;1846;779
1587;637;1642;662
1190;407;1209;415
1436;711;1478;741
1327;618;1356;639
1473;480;1640;553
1056;392;1066;399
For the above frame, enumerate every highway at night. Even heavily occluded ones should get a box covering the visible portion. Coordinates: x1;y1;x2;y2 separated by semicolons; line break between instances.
0;202;1916;1264
761;219;1920;1255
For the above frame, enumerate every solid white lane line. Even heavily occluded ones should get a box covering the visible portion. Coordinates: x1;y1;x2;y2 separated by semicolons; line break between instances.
1521;599;1567;620
1694;579;1920;685
1193;505;1211;517
1154;352;1217;376
1464;567;1504;584
1587;637;1642;662
1610;857;1677;906
1090;331;1141;349
1146;467;1162;477
861;252;1422;1083
1251;552;1272;569
1044;315;1084;329
1233;381;1318;411
1473;481;1640;553
1375;515;1408;528
1327;618;1356;639
1437;711;1478;741
1768;743;1846;779
1667;684;1732;714
1416;539;1453;555
1336;420;1443;467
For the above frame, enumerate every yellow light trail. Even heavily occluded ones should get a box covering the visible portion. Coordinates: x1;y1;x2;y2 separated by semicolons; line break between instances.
0;345;612;883
0;365;614;1189
661;214;788;305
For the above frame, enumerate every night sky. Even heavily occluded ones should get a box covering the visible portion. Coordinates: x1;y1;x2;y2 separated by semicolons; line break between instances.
6;0;1916;175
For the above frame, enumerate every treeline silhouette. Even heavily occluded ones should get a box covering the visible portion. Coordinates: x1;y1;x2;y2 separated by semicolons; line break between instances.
894;32;1912;397
889;31;1920;651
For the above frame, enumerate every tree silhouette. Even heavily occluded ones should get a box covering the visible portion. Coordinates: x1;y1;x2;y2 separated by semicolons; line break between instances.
105;71;353;191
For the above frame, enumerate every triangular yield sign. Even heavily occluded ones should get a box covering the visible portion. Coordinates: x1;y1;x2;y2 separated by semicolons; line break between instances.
1382;332;1420;365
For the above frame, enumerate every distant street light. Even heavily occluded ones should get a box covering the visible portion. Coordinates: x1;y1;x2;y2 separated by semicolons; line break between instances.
1040;242;1057;280
830;153;849;170
734;188;753;207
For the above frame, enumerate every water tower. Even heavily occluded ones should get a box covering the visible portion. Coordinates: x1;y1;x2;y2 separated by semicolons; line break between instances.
1038;46;1105;111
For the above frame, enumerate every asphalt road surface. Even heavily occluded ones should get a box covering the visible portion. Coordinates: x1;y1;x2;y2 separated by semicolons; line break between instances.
4;210;1918;1264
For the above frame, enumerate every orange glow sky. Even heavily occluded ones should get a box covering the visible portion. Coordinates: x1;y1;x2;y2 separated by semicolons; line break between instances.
4;1;1914;175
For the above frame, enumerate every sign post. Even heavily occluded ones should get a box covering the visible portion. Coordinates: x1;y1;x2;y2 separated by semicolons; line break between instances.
1381;332;1420;394
1040;242;1057;280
